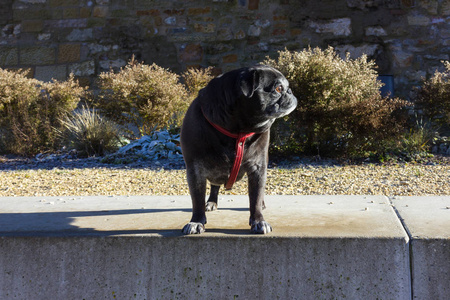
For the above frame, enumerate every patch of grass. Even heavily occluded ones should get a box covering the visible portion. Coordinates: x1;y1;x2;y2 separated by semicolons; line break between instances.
59;106;124;157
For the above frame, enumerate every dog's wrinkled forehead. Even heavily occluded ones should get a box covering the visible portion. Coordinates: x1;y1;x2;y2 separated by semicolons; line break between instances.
260;67;288;88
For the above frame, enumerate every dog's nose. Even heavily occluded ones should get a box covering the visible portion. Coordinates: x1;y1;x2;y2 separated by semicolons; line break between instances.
287;88;293;95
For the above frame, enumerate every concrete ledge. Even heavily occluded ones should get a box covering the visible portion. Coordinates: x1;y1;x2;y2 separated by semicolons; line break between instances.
392;196;450;300
0;195;436;299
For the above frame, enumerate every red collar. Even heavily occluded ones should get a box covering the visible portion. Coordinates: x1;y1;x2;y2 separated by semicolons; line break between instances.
202;108;255;190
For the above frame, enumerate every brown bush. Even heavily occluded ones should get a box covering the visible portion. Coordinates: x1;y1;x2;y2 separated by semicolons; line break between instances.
263;47;410;157
96;58;189;138
181;66;214;101
0;69;85;155
414;61;450;133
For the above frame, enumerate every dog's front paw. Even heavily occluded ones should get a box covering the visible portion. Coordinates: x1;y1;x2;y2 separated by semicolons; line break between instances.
250;220;272;234
182;222;205;235
205;201;217;212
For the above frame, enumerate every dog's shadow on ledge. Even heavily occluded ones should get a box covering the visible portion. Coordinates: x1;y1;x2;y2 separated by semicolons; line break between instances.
0;208;251;238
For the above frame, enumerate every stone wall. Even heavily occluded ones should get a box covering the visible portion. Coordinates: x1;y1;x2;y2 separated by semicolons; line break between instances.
1;0;449;97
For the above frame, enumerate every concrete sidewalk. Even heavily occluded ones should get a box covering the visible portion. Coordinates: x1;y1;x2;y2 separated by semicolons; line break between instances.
0;195;448;299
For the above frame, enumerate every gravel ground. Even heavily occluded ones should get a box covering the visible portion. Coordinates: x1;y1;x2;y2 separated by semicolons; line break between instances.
1;155;449;197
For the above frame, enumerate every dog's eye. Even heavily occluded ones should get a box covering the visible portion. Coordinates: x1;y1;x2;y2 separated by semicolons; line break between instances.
275;85;283;93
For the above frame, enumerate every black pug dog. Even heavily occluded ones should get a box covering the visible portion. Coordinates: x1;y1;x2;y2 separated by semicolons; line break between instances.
180;65;297;235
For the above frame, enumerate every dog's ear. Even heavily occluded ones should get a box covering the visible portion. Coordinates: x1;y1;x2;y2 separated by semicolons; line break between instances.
239;68;260;98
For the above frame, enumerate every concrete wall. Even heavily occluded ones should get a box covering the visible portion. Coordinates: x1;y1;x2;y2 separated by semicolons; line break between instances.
0;195;448;299
0;237;411;299
1;0;449;97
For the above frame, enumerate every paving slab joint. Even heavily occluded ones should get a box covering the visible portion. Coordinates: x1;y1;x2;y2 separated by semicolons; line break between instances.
389;196;415;300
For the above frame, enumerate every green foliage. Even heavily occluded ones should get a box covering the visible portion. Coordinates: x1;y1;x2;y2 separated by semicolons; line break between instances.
59;106;123;157
96;58;189;139
263;47;411;158
0;68;85;156
413;61;450;133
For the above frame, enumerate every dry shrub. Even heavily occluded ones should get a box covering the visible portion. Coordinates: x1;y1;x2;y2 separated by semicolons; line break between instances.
0;69;85;155
414;61;450;133
263;47;410;157
96;58;189;138
181;66;214;100
59;106;123;157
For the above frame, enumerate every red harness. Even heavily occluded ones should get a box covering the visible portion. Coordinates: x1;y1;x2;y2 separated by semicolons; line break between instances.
202;109;255;190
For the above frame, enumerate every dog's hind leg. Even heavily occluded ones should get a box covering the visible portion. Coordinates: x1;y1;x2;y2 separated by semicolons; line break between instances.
206;184;220;211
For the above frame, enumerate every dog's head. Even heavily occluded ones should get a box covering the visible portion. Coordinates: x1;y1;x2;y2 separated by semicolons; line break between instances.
237;65;297;130
199;65;297;133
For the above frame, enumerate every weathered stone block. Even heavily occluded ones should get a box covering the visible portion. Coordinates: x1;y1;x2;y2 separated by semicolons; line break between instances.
188;7;211;15
347;0;382;10
20;47;56;65
180;44;203;62
88;43;112;54
168;27;187;34
335;44;380;60
58;44;81;63
1;24;21;38
272;28;287;36
50;8;63;19
19;0;46;3
35;65;67;82
407;15;430;26
216;28;233;40
66;28;93;41
404;70;427;82
365;26;387;36
21;20;44;33
390;45;414;69
164;16;176;25
80;7;91;18
290;28;302;36
69;60;95;76
38;33;51;41
13;9;50;21
235;29;245;39
248;0;259;10
309;18;352;36
273;15;288;21
222;54;238;63
418;0;438;15
193;23;215;33
205;43;234;55
93;6;109;18
258;42;269;51
87;17;106;27
98;58;126;70
0;47;19;66
45;19;87;28
442;1;450;15
255;19;271;28
248;24;261;36
136;10;160;16
163;9;185;16
49;0;79;7
63;8;79;19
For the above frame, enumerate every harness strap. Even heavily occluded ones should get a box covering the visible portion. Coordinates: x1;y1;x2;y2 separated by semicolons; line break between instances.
201;108;255;190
